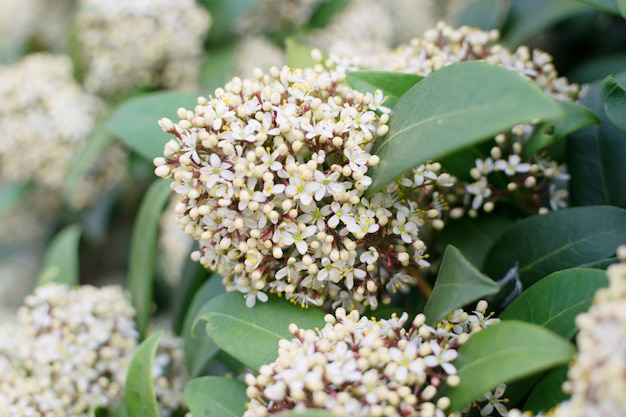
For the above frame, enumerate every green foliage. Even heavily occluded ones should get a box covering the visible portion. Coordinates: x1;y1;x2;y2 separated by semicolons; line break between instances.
128;179;172;338
443;321;575;412
38;224;82;286
200;0;260;41
483;206;626;288
523;365;570;413
307;0;350;28
185;376;248;417
199;44;238;92
423;245;500;326
600;74;626;132
106;91;200;161
458;0;511;30
500;268;608;338
0;182;30;218
285;37;318;69
346;71;423;109
194;292;325;372
577;0;621;14
366;61;563;194
124;331;163;417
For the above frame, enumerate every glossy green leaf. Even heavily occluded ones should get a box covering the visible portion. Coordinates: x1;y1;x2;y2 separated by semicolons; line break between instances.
346;71;423;109
600;74;626;132
444;321;575;411
286;38;317;69
196;292;326;372
199;44;237;92
576;0;620;14
106;91;199;161
523;365;570;413
423;245;500;326
125;331;163;417
525;101;599;157
458;0;511;30
183;276;225;377
65;123;118;204
307;0;349;28
437;213;515;268
502;0;589;48
38;224;82;286
185;376;248;417
483;206;626;289
128;179;172;338
366;61;563;194
0;182;31;217
278;411;342;417
500;268;608;338
568;72;626;208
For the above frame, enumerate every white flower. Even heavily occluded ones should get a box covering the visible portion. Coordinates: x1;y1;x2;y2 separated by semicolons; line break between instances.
495;154;531;176
480;384;508;416
201;154;235;187
466;177;492;209
423;340;458;375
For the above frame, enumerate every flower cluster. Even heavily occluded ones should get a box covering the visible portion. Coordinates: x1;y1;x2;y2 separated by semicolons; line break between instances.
73;0;211;98
0;53;127;210
155;60;454;310
244;301;499;417
551;245;626;417
329;22;579;217
0;284;138;416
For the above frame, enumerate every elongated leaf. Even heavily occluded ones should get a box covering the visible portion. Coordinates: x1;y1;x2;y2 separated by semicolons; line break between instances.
423;246;500;326
525;101;599;157
577;0;620;14
308;0;349;28
183;276;225;377
443;321;575;411
437;213;515;268
483;206;626;289
125;331;163;417
38;224;82;286
600;74;626;132
458;0;511;30
0;182;31;217
523;365;570;413
568;72;626;208
346;71;423;109
185;376;248;417
367;61;563;194
106;91;199;161
129;179;172;338
500;268;608;338
65;123;117;204
196;292;325;372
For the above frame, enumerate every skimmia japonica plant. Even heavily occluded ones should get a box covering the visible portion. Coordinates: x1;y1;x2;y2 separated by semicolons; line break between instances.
1;1;626;417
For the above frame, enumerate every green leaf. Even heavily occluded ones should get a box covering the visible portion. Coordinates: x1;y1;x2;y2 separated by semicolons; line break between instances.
568;73;626;208
366;61;563;194
106;91;200;161
285;38;317;69
502;0;589;48
458;0;511;30
437;213;515;268
500;268;608;338
423;245;500;326
128;179;172;338
600;74;626;132
525;101;600;157
185;376;248;417
569;53;626;84
307;0;350;28
38;224;82;286
125;331;163;417
278;411;343;417
182;276;225;377
195;292;325;372
482;206;626;289
576;0;621;14
619;0;626;16
443;321;575;412
199;44;237;92
65;123;118;204
346;71;423;109
109;403;130;417
0;182;31;217
523;365;570;413
201;0;260;41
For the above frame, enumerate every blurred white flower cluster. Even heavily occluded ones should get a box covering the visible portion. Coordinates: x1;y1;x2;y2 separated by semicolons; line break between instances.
0;283;191;416
73;0;211;98
330;22;579;217
551;245;626;417
244;301;499;417
155;58;455;310
235;0;325;35
0;53;127;210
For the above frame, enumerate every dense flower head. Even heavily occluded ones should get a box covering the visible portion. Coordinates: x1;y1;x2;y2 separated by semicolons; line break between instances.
0;284;138;416
155;60;454;310
329;22;579;217
73;0;211;98
0;53;127;209
244;301;499;417
551;245;626;417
